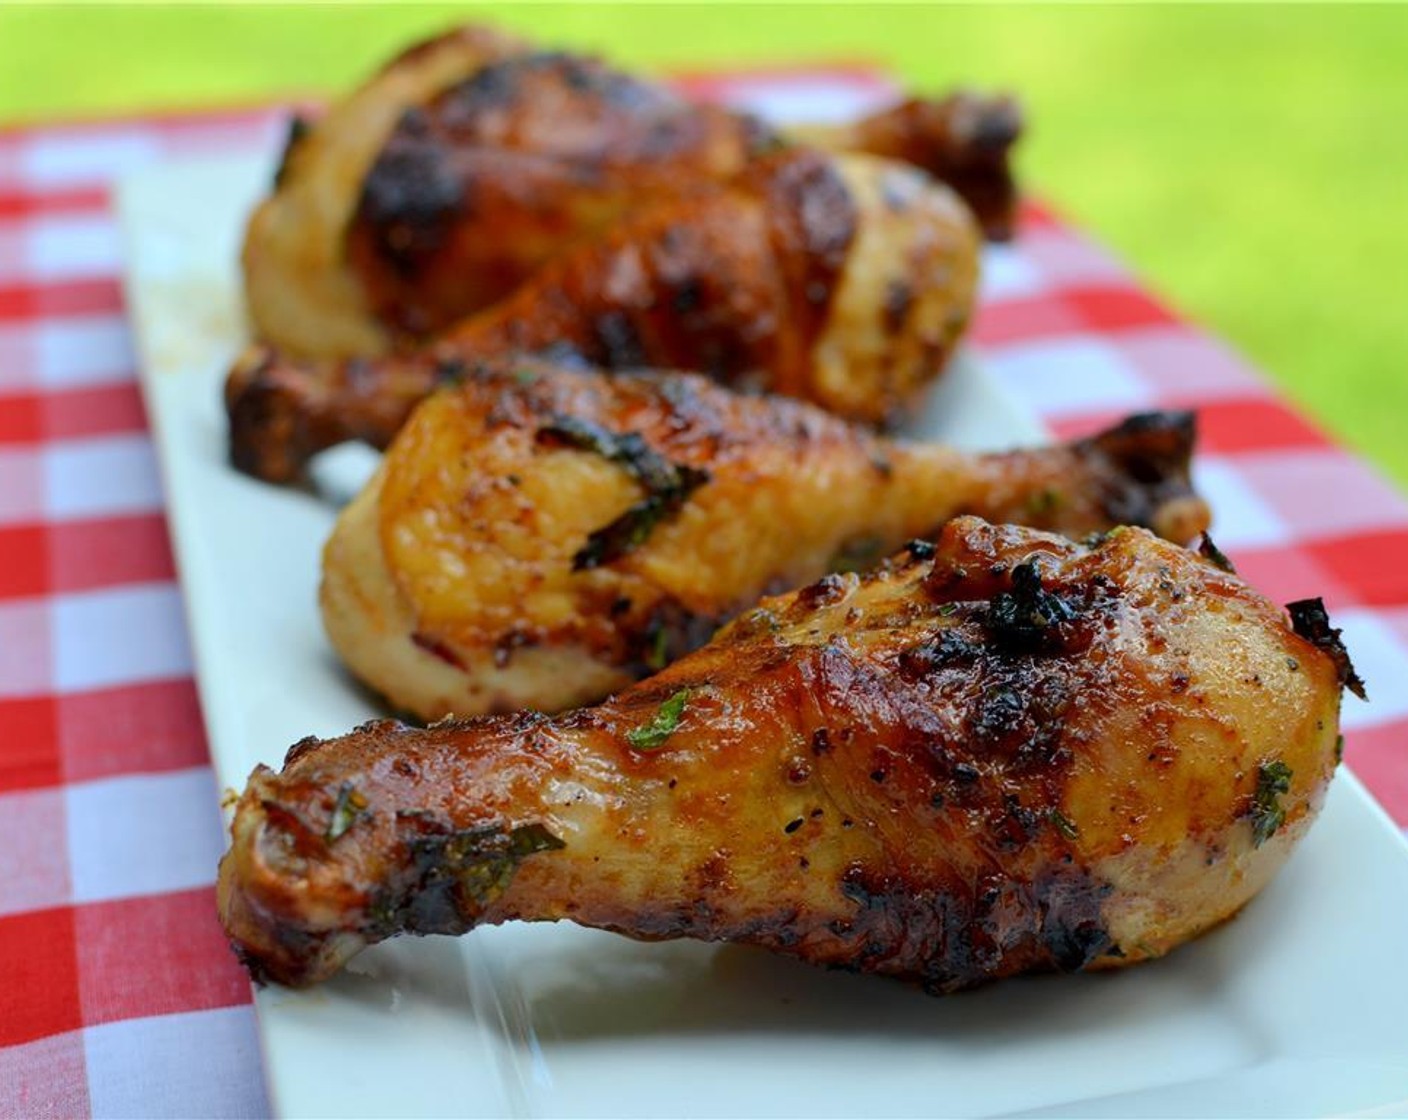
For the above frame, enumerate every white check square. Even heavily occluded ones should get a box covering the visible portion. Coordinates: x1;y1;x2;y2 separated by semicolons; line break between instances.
24;214;123;284
1334;609;1408;732
982;335;1156;417
21;130;162;190
980;244;1048;301
1191;458;1293;550
51;583;192;693
64;767;223;905
83;1007;269;1119
33;314;135;389
0;787;72;918
42;433;163;521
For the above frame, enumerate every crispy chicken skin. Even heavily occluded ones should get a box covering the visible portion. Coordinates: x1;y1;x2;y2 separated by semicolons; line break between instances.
220;518;1354;990
228;148;979;482
322;358;1209;720
243;26;529;361
244;25;1019;358
796;92;1022;241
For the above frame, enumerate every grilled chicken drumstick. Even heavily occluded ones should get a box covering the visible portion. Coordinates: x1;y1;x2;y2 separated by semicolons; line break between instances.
220;517;1355;990
229;146;979;482
246;24;1019;358
322;357;1209;719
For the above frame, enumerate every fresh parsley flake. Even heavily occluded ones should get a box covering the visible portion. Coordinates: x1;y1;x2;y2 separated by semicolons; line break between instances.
1049;808;1080;841
626;689;691;751
1250;760;1293;847
326;782;369;842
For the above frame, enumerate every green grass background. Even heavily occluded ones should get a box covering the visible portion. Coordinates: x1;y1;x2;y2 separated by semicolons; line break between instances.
3;3;1404;489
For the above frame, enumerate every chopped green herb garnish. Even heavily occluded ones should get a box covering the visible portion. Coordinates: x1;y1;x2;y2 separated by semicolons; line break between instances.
538;415;710;569
1250;760;1293;847
626;689;691;751
403;822;566;913
573;475;709;570
326;782;368;842
1049;808;1080;841
1287;598;1367;700
507;822;567;858
456;824;565;905
986;561;1078;647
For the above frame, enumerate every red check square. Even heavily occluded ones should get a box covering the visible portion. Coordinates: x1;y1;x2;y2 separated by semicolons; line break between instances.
0;277;123;324
1193;399;1327;456
74;888;252;1028
1230;543;1357;614
0;393;43;442
1066;286;1177;334
1306;531;1408;610
58;679;208;785
0;695;60;791
0;184;107;221
48;515;176;596
1344;721;1408;828
0;523;48;599
0;907;82;1047
42;383;147;441
973;293;1084;346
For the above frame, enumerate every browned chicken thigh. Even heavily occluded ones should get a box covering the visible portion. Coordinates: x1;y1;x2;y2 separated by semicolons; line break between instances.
321;357;1209;719
245;24;1020;358
229;147;979;481
219;517;1355;990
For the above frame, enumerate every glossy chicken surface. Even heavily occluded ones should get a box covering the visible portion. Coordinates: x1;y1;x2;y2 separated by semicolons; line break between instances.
322;357;1209;719
229;147;979;481
220;518;1354;990
796;91;1021;240
244;24;1020;358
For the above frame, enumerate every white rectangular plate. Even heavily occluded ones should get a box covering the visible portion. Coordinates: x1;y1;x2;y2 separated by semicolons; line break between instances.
118;153;1408;1119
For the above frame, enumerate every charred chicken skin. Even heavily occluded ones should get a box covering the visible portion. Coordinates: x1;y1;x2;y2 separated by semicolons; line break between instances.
245;24;1020;359
321;357;1209;720
229;147;979;482
219;517;1355;990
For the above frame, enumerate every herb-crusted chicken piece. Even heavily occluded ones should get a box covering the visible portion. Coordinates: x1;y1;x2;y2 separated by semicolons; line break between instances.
219;517;1355;989
229;145;980;482
320;357;1209;719
243;24;1019;359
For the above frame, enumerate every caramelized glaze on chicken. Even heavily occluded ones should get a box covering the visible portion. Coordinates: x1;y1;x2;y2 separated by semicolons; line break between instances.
220;517;1354;990
229;148;979;481
321;357;1209;719
244;24;1020;358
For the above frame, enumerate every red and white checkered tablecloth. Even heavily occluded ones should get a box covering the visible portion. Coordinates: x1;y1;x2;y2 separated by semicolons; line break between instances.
2;68;1406;1118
